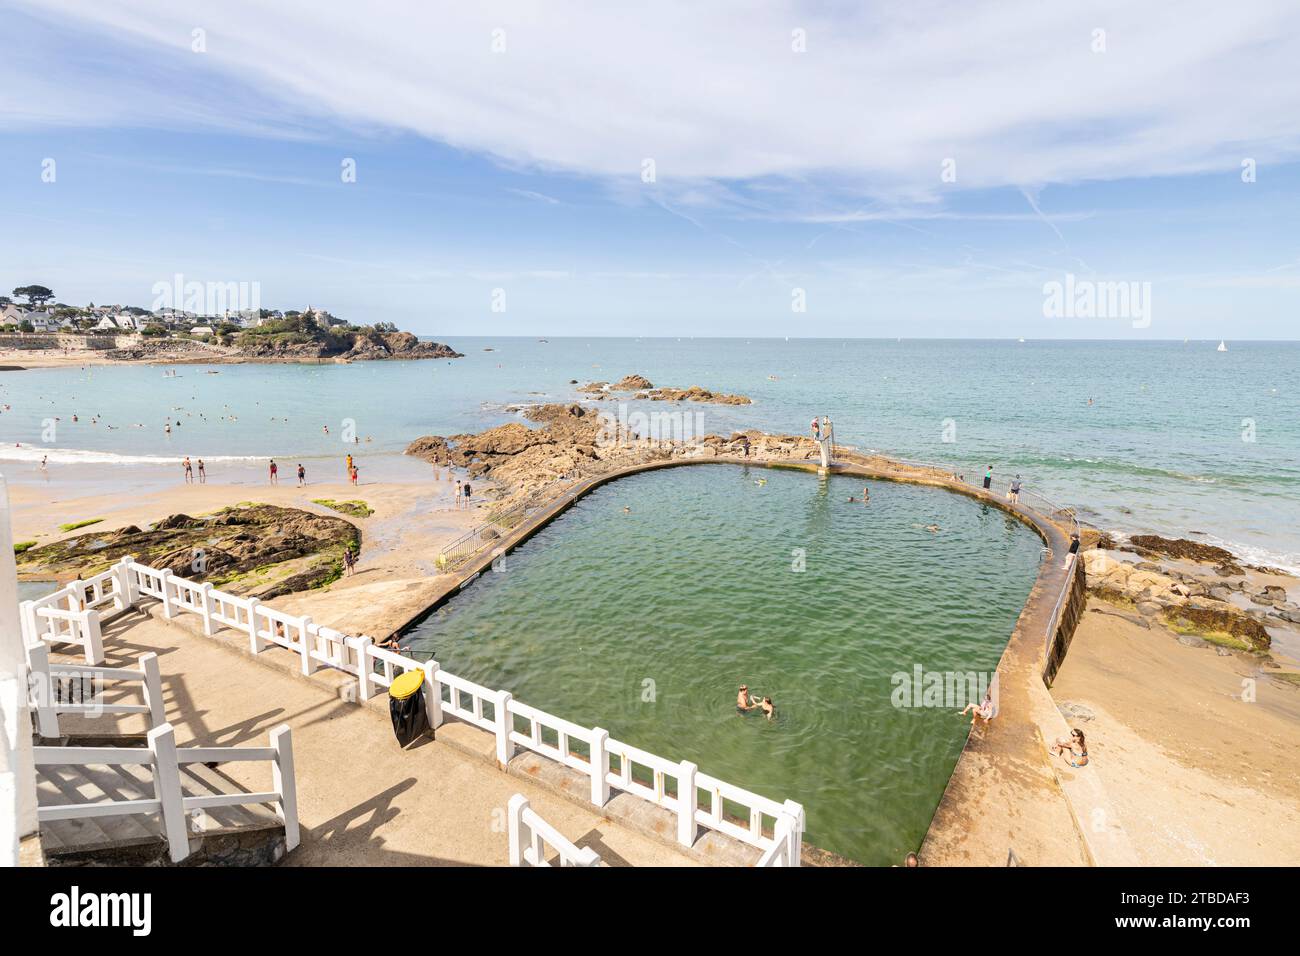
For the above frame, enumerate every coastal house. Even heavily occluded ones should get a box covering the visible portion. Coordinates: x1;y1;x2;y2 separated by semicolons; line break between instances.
190;325;215;337
0;303;27;326
25;311;63;332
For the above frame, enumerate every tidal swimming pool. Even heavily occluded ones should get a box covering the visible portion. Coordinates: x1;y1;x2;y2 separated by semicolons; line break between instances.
403;464;1042;864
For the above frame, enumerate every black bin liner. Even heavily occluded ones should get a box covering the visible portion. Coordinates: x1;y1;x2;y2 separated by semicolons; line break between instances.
389;682;429;747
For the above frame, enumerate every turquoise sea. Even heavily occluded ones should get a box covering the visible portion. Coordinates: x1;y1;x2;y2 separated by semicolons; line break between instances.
3;338;1297;569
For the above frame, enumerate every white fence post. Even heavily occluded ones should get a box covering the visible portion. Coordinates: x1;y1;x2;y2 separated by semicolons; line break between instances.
297;616;314;676
590;727;609;806
19;599;36;644
198;582;215;636
246;597;262;654
495;690;514;767
270;724;300;852
353;636;372;701
782;799;804;867
158;569;175;619
677;760;698;847
140;652;165;729
80;609;104;666
117;556;139;608
422;660;442;728
25;641;60;739
507;794;527;866
147;722;190;863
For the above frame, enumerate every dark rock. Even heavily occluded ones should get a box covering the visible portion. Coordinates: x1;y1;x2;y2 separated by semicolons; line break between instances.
1129;534;1239;565
19;504;359;598
1159;605;1271;651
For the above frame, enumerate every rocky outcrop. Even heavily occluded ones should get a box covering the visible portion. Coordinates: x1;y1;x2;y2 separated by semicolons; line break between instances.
1124;535;1241;570
404;404;815;505
1159;605;1271;652
577;374;751;405
1082;549;1273;651
20;505;359;598
648;385;752;405
405;435;451;463
236;331;461;362
614;374;654;390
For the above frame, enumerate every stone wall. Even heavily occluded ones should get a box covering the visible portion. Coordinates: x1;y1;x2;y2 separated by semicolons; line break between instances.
0;333;128;350
1042;556;1087;686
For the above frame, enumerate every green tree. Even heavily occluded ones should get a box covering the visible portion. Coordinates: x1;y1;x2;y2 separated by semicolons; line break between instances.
12;285;54;307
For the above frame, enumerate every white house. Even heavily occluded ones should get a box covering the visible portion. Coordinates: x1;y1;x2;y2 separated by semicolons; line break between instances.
25;311;65;332
190;325;215;337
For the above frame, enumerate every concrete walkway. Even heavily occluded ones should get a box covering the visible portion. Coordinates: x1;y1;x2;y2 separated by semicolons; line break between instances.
55;611;700;867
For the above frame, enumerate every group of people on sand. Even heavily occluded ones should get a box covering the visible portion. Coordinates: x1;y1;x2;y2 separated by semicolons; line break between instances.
736;684;775;721
182;456;206;483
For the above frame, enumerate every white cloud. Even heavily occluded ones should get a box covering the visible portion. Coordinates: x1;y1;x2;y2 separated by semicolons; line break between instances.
6;0;1300;203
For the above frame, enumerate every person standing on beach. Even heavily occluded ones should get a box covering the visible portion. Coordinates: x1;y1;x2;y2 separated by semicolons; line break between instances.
343;546;356;576
183;456;193;484
346;453;353;477
297;463;306;487
455;482;462;509
982;466;993;490
350;464;359;486
197;459;206;483
463;481;472;506
269;459;278;484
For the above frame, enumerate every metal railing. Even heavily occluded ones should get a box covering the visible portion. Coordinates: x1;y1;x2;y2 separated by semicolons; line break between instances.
436;498;539;571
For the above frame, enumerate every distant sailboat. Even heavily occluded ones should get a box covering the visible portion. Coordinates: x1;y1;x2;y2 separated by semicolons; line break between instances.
1018;337;1026;343
1217;340;1227;352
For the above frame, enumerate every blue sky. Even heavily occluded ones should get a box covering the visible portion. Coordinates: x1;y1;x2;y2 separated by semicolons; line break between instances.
2;1;1299;339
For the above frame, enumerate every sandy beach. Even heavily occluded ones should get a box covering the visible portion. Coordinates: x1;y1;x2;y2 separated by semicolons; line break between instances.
1050;599;1300;865
8;468;485;640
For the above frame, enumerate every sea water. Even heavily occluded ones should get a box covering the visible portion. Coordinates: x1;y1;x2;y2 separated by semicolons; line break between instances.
2;337;1295;569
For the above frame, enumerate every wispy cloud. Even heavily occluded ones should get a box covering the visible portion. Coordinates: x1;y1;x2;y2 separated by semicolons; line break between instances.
8;0;1300;204
506;188;561;205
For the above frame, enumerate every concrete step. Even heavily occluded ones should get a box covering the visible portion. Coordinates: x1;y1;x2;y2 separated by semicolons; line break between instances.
35;735;289;865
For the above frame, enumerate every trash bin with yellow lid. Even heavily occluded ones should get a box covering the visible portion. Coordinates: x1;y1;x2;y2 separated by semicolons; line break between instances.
388;669;430;747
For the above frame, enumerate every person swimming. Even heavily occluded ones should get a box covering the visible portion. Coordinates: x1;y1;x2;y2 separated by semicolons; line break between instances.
737;685;775;720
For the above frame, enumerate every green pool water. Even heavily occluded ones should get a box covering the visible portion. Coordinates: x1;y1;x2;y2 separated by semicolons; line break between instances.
403;464;1042;864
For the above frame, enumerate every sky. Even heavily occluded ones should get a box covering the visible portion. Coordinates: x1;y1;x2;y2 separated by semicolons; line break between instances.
1;0;1298;339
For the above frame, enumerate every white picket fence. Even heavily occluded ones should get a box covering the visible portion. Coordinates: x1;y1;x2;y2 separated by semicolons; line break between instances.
21;557;805;863
32;721;298;863
507;794;600;867
26;641;165;739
